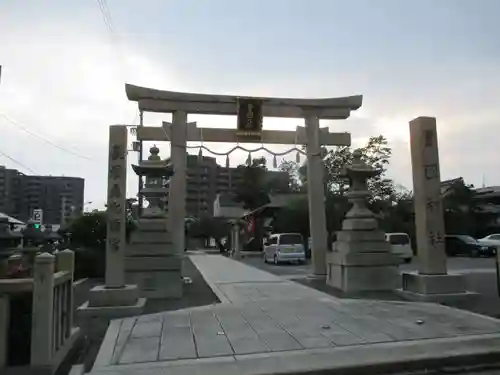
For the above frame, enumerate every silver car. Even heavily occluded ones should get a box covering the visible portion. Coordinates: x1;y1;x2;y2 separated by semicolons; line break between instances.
264;233;306;265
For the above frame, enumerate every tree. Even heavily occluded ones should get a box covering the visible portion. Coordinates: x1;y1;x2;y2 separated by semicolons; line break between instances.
273;135;402;236
378;186;415;247
441;179;497;237
234;156;271;210
324;135;394;202
68;211;107;250
272;197;309;237
278;160;302;192
187;216;231;251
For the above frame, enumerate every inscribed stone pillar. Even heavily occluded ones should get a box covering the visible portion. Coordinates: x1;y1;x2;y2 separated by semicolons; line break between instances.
106;125;128;287
409;117;447;275
168;112;188;254
304;111;328;276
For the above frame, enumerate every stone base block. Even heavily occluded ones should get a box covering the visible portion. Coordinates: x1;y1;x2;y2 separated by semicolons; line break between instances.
127;243;176;256
88;285;140;308
397;272;477;302
78;298;146;319
142;207;165;217
125;255;182;271
125;270;183;299
334;240;390;253
342;218;378;231
328;251;402;266
402;272;466;294
76;298;146;338
337;230;386;242
328;263;400;292
327;252;401;292
130;230;172;244
396;289;479;303
136;219;169;232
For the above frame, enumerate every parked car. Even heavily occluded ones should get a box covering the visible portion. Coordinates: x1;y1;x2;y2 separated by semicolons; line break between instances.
385;233;413;263
445;235;496;257
478;234;500;248
264;233;306;265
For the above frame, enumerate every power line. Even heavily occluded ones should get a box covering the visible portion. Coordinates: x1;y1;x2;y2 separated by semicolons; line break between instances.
0;112;93;160
0;149;37;174
96;0;114;34
94;0;126;80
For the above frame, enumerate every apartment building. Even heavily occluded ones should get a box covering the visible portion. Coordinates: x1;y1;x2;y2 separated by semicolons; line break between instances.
164;155;290;218
0;166;84;224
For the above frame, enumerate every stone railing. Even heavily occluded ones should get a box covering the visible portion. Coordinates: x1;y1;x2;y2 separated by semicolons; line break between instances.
0;250;81;375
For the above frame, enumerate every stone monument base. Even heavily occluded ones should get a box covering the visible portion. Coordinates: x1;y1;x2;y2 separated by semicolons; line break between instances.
77;285;146;339
327;251;401;293
397;272;478;302
126;217;183;299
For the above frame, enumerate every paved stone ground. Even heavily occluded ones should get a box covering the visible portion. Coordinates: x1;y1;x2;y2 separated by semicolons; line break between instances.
243;256;500;317
88;255;500;375
64;256;219;375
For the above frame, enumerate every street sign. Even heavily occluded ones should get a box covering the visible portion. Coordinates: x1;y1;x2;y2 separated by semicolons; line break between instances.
32;209;43;225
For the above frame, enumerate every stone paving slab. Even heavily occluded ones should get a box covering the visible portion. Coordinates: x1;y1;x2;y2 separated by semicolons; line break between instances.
93;298;500;367
189;254;335;304
89;255;500;375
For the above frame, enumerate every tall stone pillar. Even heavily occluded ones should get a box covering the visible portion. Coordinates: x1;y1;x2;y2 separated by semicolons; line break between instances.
105;125;128;287
168;112;188;254
304;111;328;277
410;117;447;275
399;117;472;301
77;126;145;346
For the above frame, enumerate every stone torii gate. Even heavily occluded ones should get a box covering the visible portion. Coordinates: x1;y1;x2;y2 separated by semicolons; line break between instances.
125;84;363;277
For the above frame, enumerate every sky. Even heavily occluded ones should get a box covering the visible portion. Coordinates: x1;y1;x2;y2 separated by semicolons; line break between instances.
1;0;500;211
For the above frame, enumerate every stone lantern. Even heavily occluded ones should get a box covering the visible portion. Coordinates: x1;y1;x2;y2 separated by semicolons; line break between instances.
0;217;22;251
132;145;174;217
326;149;401;293
128;145;182;299
22;220;44;247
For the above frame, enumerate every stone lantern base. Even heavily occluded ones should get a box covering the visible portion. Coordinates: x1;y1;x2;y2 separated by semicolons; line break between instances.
326;229;402;293
125;218;183;299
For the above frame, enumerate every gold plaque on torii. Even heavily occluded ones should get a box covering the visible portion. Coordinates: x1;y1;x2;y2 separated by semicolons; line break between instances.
236;98;263;141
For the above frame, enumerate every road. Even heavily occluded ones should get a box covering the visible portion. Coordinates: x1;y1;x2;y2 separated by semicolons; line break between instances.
241;255;500;317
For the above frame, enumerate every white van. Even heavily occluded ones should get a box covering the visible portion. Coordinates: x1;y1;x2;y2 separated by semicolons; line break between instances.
264;233;306;265
385;233;413;263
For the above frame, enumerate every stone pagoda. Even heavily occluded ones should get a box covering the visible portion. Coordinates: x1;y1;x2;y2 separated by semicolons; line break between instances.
327;150;401;293
127;145;182;298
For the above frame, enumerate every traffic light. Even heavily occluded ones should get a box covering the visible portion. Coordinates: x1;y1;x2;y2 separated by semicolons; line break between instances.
34;224;41;229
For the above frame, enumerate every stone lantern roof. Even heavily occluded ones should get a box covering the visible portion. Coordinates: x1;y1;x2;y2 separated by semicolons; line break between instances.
341;149;380;179
131;144;174;179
